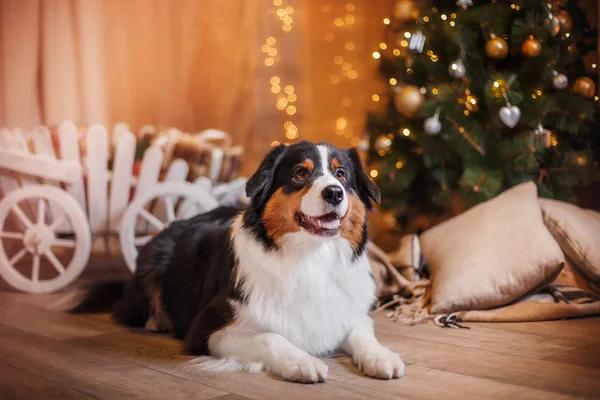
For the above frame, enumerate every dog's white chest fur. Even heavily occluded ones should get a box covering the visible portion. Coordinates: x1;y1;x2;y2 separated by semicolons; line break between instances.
231;219;376;356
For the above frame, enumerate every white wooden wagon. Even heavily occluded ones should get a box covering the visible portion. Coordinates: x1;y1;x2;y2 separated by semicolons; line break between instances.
0;121;240;294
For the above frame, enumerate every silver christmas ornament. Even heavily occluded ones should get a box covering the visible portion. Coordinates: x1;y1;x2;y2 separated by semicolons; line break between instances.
448;59;466;79
409;31;426;53
423;107;442;135
499;104;521;128
544;3;560;37
552;71;568;90
547;16;560;37
456;0;473;9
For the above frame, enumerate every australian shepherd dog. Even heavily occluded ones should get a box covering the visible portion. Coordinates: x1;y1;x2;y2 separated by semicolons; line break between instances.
75;141;404;383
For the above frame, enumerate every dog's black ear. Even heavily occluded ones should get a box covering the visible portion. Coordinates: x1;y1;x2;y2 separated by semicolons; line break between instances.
246;144;288;205
347;148;381;210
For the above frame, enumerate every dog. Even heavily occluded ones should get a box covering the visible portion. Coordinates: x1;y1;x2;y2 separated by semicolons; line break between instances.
74;141;404;383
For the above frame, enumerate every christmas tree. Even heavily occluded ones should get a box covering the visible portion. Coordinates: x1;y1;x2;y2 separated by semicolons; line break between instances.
366;0;599;221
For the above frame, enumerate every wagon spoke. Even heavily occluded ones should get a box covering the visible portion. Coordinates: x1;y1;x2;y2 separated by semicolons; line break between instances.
164;197;176;223
49;216;67;232
44;250;65;275
9;248;28;266
11;205;33;228
32;254;40;283
138;209;165;231
0;232;23;240
37;198;46;225
53;238;76;248
134;235;153;246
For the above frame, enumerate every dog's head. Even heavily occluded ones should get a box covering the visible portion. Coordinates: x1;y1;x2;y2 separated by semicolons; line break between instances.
244;141;380;253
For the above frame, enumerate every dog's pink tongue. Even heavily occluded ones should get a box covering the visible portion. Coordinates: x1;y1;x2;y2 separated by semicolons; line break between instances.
320;218;340;230
305;213;340;230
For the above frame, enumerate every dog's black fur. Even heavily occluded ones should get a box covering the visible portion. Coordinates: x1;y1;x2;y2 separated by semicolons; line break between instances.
111;205;244;354
72;141;380;357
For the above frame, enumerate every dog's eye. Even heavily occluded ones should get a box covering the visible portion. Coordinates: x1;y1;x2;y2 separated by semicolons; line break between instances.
335;168;345;179
294;167;308;180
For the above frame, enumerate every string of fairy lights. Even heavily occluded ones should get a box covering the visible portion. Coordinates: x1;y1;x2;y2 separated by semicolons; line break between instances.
366;0;599;181
263;0;298;143
267;2;365;146
322;3;363;147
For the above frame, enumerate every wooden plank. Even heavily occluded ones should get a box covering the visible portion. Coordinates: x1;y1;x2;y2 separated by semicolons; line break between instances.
373;315;578;359
212;395;253;400
86;125;109;233
108;132;135;232
0;292;124;341
8;130;40;218
58;121;87;216
0;362;96;400
0;148;82;185
32;126;67;231
2;288;600;400
375;326;600;398
474;317;600;344
0;129;24;223
111;122;130;148
134;147;163;200
67;331;402;400
196;129;228;182
0;324;225;400
133;147;163;234
544;343;600;370
346;366;578;400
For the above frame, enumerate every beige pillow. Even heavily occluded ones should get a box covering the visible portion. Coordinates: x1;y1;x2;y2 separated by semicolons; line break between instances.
420;181;564;314
539;198;600;282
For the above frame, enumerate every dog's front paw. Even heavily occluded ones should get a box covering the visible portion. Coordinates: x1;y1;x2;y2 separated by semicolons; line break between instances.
277;355;329;383
354;347;404;380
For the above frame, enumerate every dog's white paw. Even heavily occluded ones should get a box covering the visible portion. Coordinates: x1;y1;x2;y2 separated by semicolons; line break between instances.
354;347;404;380
277;356;329;383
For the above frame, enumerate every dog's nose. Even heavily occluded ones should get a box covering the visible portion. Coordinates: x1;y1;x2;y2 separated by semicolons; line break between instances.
322;185;344;205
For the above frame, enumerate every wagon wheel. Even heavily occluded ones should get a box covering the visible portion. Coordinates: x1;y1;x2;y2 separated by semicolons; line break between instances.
119;181;218;272
0;185;91;294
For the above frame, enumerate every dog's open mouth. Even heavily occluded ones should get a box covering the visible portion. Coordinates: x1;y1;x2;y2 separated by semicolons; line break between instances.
295;212;341;236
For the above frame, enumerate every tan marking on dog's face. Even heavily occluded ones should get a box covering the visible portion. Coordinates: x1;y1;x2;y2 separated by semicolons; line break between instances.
300;159;315;174
263;187;308;245
331;157;341;171
340;193;367;251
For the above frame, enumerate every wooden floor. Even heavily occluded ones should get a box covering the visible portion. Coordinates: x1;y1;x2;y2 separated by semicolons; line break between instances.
1;267;600;399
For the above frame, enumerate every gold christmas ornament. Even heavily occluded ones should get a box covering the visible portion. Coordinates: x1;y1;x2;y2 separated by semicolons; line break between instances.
556;10;573;34
393;85;424;118
573;77;596;98
522;37;542;57
485;36;509;60
393;0;418;22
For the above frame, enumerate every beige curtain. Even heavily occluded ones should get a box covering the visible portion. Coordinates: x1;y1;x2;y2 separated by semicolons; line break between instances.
0;0;107;129
0;0;387;173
